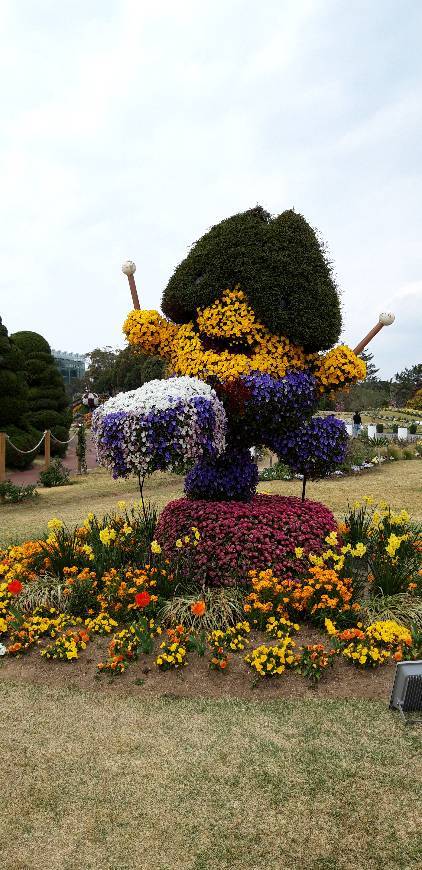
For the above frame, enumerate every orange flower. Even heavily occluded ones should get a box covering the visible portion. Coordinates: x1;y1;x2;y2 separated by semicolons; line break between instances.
191;600;206;616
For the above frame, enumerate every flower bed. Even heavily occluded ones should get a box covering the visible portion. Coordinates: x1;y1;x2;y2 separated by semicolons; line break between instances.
0;496;420;698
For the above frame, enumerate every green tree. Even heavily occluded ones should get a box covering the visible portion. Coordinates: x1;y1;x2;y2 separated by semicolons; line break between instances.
83;346;165;396
112;347;165;392
12;331;71;457
162;206;342;352
83;347;119;394
390;363;422;407
359;350;379;382
0;316;37;469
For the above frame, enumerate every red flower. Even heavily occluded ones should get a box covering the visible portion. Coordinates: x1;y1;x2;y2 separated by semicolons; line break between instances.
7;580;23;595
134;590;151;608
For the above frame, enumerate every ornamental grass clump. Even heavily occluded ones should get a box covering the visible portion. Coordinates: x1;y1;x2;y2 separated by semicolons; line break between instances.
158;587;244;630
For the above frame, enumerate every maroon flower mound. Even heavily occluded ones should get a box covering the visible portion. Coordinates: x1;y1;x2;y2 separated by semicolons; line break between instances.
156;494;336;587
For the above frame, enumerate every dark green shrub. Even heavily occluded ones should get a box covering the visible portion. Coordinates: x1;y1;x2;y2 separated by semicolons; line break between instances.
12;331;71;457
409;423;417;434
38;458;71;488
0;317;34;469
162;206;342;351
392;424;398;434
0;480;37;503
376;423;384;433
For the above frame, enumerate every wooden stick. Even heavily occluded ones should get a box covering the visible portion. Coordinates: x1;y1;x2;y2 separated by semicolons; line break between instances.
44;430;51;471
353;322;384;356
128;273;140;310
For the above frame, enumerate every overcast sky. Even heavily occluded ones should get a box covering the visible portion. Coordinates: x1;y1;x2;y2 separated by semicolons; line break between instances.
0;0;421;378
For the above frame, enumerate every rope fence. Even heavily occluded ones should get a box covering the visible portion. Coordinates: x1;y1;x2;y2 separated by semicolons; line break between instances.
0;425;86;484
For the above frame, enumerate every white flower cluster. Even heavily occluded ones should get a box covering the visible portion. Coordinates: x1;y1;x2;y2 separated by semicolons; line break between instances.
92;376;226;479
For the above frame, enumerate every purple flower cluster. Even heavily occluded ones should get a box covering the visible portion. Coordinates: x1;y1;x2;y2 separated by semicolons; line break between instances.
185;448;258;501
271;415;348;479
220;371;317;449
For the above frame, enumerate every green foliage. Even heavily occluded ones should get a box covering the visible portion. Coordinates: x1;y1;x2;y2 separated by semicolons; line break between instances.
161;206;342;351
83;345;165;395
12;330;71;456
391;362;422;406
0;316;35;468
0;480;37;503
359;350;379;382
38;458;71;488
259;461;292;481
376;423;384;433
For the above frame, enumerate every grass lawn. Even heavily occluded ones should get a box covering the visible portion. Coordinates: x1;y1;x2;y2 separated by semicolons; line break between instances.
1;681;421;870
1;460;421;546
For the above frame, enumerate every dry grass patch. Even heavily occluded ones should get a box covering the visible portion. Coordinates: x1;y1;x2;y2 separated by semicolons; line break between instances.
0;681;421;870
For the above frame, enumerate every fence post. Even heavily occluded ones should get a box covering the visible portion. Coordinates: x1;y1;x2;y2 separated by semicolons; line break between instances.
44;430;51;471
0;432;6;483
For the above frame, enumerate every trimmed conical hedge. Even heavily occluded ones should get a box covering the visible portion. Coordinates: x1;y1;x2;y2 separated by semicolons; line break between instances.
161;206;342;352
0;316;38;469
12;331;71;456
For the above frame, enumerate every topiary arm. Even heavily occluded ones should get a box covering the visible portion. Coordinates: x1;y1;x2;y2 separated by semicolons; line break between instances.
123;309;179;362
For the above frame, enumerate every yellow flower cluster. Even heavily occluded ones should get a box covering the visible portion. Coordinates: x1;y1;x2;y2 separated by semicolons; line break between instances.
265;615;300;639
245;637;296;678
196;288;260;345
208;621;251;652
385;533;408;558
156;639;187;669
312;345;366;392
0;540;42;584
123;309;178;359
170;321;306;382
99;527;117;546
123;288;366;389
84;612;119;635
365;620;412;647
41;628;90;661
342;641;390;667
326;618;412;667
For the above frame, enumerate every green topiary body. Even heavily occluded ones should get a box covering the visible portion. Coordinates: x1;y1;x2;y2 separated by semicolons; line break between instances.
12;331;72;456
162;206;342;352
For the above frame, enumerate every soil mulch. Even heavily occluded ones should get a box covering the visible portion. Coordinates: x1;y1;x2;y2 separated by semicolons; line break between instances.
0;623;396;702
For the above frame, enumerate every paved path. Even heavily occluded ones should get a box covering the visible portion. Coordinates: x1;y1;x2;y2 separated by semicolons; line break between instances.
6;432;98;485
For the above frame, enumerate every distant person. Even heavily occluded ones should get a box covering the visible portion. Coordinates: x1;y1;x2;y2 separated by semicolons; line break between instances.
87;391;95;411
353;410;362;436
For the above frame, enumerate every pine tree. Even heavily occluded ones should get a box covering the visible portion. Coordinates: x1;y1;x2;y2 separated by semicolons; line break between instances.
12;331;71;456
359;350;379;382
